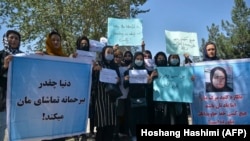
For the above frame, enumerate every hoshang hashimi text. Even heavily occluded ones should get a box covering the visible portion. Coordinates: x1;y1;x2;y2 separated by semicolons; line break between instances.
141;128;220;138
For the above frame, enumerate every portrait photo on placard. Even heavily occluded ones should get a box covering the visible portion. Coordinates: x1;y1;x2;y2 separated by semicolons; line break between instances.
204;66;233;93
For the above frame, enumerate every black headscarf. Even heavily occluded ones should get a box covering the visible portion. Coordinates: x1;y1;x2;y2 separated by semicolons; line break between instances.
168;54;180;67
209;67;228;91
76;36;90;51
154;51;168;67
131;52;145;70
143;50;152;59
203;42;220;61
100;46;116;67
122;50;133;66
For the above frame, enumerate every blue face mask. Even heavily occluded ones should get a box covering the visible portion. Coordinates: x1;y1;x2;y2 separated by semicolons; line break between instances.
135;60;143;66
170;59;179;65
105;54;114;61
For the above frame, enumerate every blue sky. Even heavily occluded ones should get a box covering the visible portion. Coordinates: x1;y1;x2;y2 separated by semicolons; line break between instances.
1;0;249;58
137;0;250;57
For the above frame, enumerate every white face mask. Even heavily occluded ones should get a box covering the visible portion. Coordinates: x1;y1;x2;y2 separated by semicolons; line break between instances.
144;58;155;71
105;54;114;61
135;60;143;66
170;59;179;65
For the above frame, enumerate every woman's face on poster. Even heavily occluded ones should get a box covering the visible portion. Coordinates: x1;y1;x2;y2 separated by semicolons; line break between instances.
212;69;226;89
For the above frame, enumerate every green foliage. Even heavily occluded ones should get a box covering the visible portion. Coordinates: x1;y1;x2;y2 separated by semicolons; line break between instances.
0;0;149;55
204;0;250;59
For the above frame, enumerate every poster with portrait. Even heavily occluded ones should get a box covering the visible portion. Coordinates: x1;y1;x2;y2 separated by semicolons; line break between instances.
204;66;233;93
191;59;250;124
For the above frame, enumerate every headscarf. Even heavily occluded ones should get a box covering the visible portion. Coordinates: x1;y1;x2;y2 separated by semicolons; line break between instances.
122;50;133;66
143;50;152;59
100;46;119;76
209;67;228;91
76;35;90;51
101;46;116;68
154;51;168;67
45;31;67;57
2;30;22;55
203;42;220;61
168;54;180;67
131;52;145;70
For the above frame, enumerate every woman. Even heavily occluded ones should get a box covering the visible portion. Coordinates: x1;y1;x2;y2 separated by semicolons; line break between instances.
76;35;90;51
152;51;170;124
167;54;189;125
121;50;133;67
206;67;233;92
142;49;155;124
92;46;120;141
75;35;94;140
44;30;72;57
0;30;23;141
203;41;220;61
113;49;130;139
42;30;74;141
123;52;154;141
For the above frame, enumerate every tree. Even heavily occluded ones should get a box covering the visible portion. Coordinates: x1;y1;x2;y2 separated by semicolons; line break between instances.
0;0;149;54
204;0;250;59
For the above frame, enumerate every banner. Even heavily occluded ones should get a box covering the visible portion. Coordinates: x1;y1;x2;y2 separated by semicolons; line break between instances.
107;18;143;46
191;59;250;124
7;54;92;141
153;67;194;103
165;30;200;56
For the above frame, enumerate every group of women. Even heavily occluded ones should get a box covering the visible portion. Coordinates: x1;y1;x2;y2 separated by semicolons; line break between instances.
0;29;221;141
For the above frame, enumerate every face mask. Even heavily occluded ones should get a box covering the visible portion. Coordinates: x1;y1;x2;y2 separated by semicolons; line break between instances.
105;54;114;61
170;59;179;65
157;60;166;66
135;60;143;66
144;59;154;67
124;60;132;65
79;45;89;51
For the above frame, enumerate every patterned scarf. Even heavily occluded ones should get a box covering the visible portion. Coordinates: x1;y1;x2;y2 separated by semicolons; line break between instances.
2;33;22;55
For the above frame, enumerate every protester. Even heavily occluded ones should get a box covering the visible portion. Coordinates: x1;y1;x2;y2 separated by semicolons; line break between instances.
42;30;73;141
203;41;220;61
121;50;133;68
113;49;130;139
92;46;120;141
152;51;170;124
167;54;189;124
142;42;155;124
76;35;90;51
75;35;96;140
123;51;154;141
0;30;23;141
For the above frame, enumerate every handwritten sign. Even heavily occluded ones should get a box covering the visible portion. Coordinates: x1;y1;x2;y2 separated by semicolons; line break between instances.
7;54;92;141
191;58;250;124
165;30;200;56
129;69;148;84
107;18;143;46
153;67;194;102
99;68;118;84
76;50;96;64
89;39;105;52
